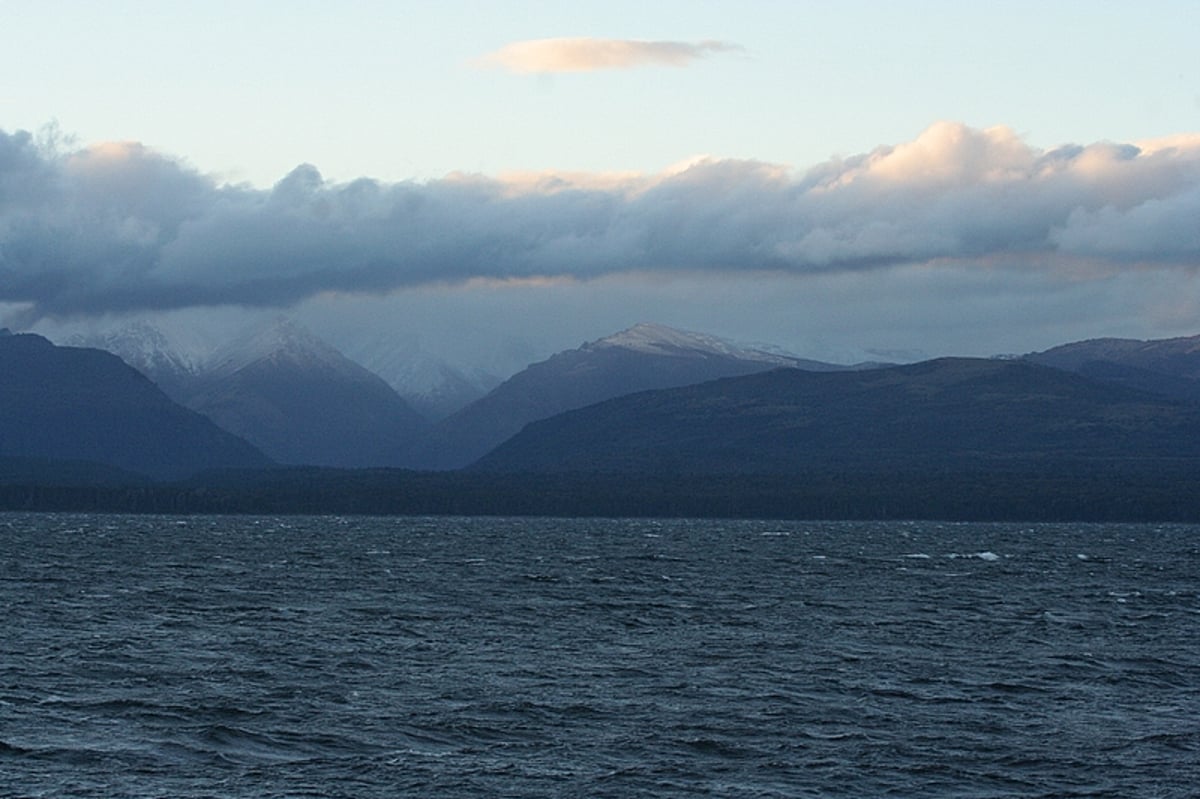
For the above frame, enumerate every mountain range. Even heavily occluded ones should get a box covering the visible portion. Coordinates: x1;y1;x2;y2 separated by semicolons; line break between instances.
1027;334;1200;403
73;319;430;468
398;322;858;470
475;356;1200;474
8;321;1200;507
64;319;861;471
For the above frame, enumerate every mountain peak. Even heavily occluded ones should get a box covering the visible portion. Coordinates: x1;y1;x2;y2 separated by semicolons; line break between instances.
401;322;844;470
68;320;202;379
207;317;350;376
588;323;796;364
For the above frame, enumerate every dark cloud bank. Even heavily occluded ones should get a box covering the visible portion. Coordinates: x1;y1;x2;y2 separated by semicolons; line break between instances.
2;122;1198;324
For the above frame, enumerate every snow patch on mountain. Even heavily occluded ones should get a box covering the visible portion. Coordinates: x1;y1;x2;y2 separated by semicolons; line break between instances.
67;321;204;387
589;323;806;365
205;318;361;379
344;335;502;419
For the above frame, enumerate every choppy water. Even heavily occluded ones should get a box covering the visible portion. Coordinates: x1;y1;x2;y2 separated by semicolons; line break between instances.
2;514;1198;798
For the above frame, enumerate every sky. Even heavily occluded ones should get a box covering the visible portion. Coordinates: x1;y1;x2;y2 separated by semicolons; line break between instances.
2;0;1199;376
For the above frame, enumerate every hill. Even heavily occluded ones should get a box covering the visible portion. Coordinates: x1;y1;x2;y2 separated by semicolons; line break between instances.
475;357;1200;474
0;333;270;479
402;323;853;470
183;319;431;468
1027;333;1200;402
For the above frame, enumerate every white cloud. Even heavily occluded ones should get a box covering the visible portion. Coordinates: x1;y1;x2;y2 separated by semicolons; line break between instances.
1051;184;1200;260
2;122;1200;326
476;37;742;74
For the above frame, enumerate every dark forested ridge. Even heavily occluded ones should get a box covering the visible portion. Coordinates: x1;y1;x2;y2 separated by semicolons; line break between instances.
476;357;1200;474
0;334;271;479
1026;332;1200;403
3;461;1200;522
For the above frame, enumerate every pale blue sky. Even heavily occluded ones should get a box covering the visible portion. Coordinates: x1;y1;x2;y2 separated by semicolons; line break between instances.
4;1;1196;185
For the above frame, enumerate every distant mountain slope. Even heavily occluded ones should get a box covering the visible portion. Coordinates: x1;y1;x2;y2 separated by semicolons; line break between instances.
402;323;852;470
344;336;501;420
1027;333;1200;402
183;319;431;468
0;333;270;479
68;321;203;400
475;357;1200;474
388;360;498;422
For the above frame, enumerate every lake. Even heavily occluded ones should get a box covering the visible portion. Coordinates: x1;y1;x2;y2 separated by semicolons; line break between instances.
2;513;1198;797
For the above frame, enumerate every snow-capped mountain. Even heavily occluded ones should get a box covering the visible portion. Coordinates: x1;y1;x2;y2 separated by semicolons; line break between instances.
586;323;843;369
67;321;204;400
68;317;430;468
400;323;852;470
184;319;430;467
204;318;369;379
1026;333;1200;402
390;361;501;422
474;356;1200;476
344;336;501;421
1028;334;1200;378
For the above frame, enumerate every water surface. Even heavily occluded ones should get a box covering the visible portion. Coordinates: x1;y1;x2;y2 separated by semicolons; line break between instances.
2;514;1198;797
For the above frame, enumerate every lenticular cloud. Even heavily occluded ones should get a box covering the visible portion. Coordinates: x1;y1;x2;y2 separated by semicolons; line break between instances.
476;37;742;74
1;121;1199;322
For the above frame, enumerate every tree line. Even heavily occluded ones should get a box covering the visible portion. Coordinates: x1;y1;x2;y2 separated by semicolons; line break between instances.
3;463;1199;522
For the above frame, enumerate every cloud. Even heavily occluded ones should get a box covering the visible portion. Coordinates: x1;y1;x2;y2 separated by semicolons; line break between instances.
476;37;742;74
2;122;1200;324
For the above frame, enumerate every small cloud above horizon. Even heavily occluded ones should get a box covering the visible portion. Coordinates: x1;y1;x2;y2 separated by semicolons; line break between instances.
476;37;743;74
